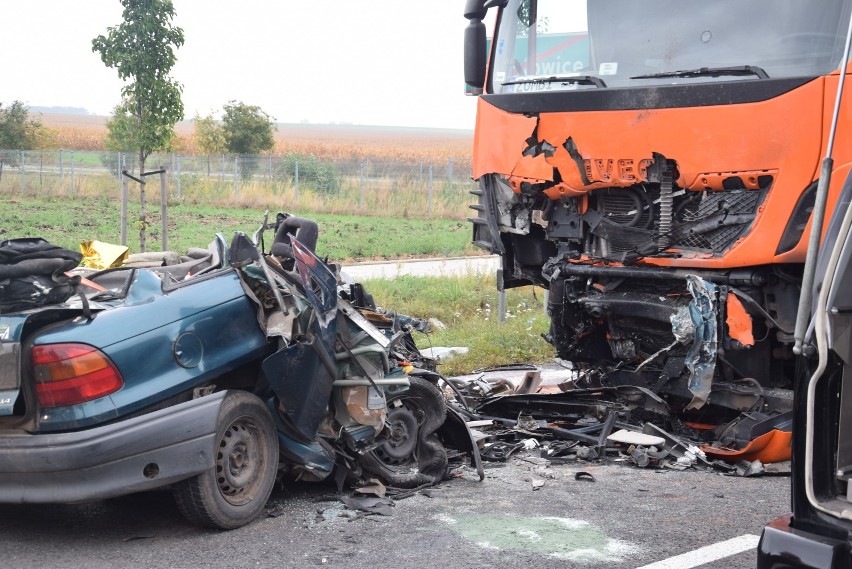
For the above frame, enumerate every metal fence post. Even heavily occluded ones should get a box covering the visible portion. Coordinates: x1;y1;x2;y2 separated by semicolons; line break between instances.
448;157;454;187
59;149;64;191
428;164;433;214
294;159;299;205
233;156;238;195
39;153;43;189
20;149;25;192
220;153;225;183
176;154;182;198
497;268;506;324
121;173;128;246
70;151;75;196
160;168;168;251
359;161;365;207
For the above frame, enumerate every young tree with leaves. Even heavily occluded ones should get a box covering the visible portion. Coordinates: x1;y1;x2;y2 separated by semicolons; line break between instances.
193;113;226;177
92;0;184;252
0;101;47;150
194;113;226;156
222;102;275;155
221;101;276;180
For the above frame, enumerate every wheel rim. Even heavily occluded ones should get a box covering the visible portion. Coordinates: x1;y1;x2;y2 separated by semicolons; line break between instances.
216;416;267;506
374;398;426;466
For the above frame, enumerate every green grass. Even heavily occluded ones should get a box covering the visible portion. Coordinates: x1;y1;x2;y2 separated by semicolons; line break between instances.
0;194;478;261
362;275;555;376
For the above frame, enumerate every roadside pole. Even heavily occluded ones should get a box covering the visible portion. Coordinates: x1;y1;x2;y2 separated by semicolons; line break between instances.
121;173;128;246
160;168;168;251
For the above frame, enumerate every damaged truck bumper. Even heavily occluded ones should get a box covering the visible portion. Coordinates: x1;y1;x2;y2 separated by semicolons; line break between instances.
758;515;852;569
0;391;225;503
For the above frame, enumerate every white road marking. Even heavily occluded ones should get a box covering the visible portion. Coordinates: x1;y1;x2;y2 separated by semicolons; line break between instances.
634;534;761;569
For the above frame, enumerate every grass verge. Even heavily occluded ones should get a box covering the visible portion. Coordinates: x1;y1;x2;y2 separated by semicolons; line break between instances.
0;193;477;261
361;275;555;376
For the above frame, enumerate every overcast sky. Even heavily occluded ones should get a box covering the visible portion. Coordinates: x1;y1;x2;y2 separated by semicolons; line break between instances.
4;1;478;129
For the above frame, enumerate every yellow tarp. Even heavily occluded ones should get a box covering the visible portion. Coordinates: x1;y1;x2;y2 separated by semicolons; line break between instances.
80;240;130;269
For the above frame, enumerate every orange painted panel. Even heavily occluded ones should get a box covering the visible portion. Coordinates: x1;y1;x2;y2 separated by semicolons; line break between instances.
472;76;852;268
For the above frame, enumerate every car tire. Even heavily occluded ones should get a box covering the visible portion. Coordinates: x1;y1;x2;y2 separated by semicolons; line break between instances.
173;390;279;529
358;377;449;488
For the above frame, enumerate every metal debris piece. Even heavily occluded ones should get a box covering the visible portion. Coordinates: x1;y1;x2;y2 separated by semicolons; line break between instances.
575;471;596;482
482;441;524;462
516;414;546;431
641;423;692;459
735;459;766;477
683;276;718;410
516;371;543;394
340;496;395;516
576;447;599;461
629;446;669;468
542;440;579;459
354;479;387;498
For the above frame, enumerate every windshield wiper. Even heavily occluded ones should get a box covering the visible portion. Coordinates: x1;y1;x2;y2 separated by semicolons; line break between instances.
630;65;769;80
502;75;608;88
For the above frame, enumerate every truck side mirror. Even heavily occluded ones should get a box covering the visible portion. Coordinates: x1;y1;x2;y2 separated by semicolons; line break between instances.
464;19;487;93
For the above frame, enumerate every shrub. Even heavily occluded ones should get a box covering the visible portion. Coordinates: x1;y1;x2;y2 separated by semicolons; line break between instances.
276;154;341;195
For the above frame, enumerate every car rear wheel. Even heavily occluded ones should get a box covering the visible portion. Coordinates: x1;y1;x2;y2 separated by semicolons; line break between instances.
173;390;279;529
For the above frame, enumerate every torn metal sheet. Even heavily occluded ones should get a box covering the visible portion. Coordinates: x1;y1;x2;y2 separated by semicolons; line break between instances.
725;292;755;347
340;495;395;516
684;276;718;410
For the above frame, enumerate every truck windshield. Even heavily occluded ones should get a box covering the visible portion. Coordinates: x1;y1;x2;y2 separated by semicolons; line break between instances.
490;0;852;93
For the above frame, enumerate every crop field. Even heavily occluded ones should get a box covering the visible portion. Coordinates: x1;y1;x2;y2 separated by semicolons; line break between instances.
38;113;474;163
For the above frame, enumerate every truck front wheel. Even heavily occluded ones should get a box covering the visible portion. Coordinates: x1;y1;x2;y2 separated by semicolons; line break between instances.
173;390;279;529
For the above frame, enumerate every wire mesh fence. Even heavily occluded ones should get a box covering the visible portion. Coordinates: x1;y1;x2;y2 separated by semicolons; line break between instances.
0;149;475;217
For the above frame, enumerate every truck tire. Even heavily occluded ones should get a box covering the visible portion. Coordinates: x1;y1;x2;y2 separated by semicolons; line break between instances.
358;377;449;488
173;391;279;529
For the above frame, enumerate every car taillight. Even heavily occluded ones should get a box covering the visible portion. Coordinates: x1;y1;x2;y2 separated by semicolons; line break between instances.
31;343;124;407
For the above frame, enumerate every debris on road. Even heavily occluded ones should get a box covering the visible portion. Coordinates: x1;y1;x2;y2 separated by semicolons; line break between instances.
439;362;792;477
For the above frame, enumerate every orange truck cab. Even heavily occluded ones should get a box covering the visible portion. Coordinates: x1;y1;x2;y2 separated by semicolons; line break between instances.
464;0;852;416
463;2;852;565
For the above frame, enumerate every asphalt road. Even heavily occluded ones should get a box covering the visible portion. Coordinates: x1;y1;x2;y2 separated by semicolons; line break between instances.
0;454;789;569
